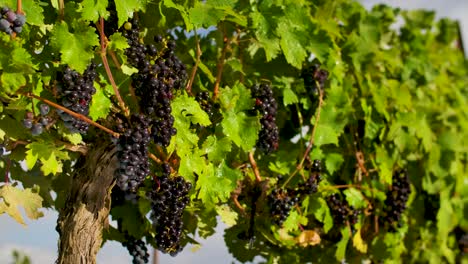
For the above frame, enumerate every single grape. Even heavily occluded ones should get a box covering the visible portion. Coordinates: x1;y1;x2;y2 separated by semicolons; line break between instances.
1;7;10;15
0;18;10;32
31;123;44;136
39;104;50;116
5;10;16;23
22;119;33;129
123;21;132;30
40;117;49;126
12;26;21;33
13;14;26;26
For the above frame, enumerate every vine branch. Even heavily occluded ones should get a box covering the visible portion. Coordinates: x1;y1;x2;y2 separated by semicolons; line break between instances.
282;88;324;188
213;24;229;100
16;0;23;15
4;157;11;184
185;31;201;95
248;152;262;183
20;92;119;138
97;17;129;116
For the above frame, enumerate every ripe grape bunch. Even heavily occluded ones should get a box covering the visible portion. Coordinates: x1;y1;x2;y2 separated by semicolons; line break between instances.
301;63;329;97
297;158;323;195
0;7;26;35
114;114;151;192
251;84;279;153
195;91;217;121
267;188;299;225
380;169;411;231
22;104;52;136
122;18;187;147
148;163;192;255
122;235;150;264
56;63;97;134
326;194;359;227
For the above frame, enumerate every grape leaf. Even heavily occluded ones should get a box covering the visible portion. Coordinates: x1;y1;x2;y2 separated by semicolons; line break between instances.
89;82;112;121
335;227;351;261
0;185;44;226
51;21;99;73
352;229;368;253
202;136;232;163
25;142;69;176
220;83;260;152
277;20;308;69
283;210;307;232
249;11;280;61
343;188;367;209
108;32;130;51
215;204;238;227
114;0;146;28
311;197;333;233
79;0;109;22
196;161;242;206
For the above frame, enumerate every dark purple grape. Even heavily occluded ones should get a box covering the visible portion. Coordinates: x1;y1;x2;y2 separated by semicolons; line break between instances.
13;14;25;26
0;18;10;32
39;104;50;116
5;10;16;23
31;123;43;136
251;84;279;153
22;119;33;129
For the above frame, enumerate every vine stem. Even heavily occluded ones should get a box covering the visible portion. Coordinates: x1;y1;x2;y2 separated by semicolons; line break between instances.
282;88;324;188
148;153;162;164
16;0;23;14
185;31;201;95
58;0;64;20
248;152;262;183
20;92;119;138
213;24;229;100
98;17;129;116
4;158;11;184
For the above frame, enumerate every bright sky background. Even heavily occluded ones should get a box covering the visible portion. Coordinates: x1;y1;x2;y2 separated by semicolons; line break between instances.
1;1;467;264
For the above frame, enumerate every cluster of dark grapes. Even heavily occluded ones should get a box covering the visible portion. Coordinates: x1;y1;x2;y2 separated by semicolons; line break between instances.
22;104;52;136
195;91;216;120
297;158;323;195
326;194;359;227
114;114;151;192
148;163;191;255
122;234;150;264
267;188;300;225
0;7;25;35
380;169;411;231
56;63;97;134
122;19;187;147
251;84;279;153
268;160;323;226
301;63;329;97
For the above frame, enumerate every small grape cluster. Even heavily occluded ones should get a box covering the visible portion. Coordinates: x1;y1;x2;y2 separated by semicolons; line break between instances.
122;235;150;264
0;7;25;35
251;84;279;153
114;114;151;192
22;104;52;136
297;158;323;195
326;194;359;227
148;163;192;255
56;63;97;134
195;91;216;120
267;188;299;225
380;169;411;231
122;19;187;147
301;63;329;97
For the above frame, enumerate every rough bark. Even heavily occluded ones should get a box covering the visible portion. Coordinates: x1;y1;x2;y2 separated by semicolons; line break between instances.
56;142;117;264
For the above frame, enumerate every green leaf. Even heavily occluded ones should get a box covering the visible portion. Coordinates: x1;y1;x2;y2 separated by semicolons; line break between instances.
353;229;368;253
283;210;307;232
277;20;308;68
114;0;146;27
89;82;112;121
220;83;260;152
314;123;339;146
196;161;242;206
51;21;99;73
311;197;333;233
202;136;232;163
25;142;69;176
249;11;280;61
343;188;367;209
215;204;238;227
0;185;44;226
108;32;130;51
325;153;344;175
335;227;351;261
189;3;225;28
79;0;109;22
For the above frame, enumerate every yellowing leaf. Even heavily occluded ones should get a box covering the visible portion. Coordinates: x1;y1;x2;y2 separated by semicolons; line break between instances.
352;230;368;253
296;230;321;247
0;185;44;226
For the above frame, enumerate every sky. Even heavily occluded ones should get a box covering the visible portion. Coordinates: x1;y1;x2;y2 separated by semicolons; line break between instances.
1;1;467;264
